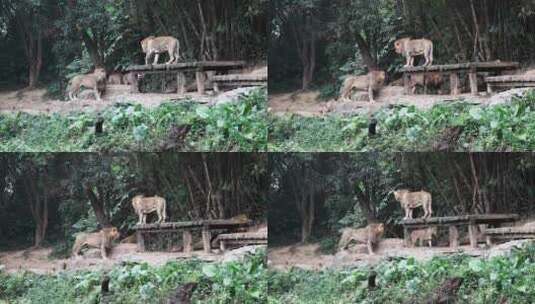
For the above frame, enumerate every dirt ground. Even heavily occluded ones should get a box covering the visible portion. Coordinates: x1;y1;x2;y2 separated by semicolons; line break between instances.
0;244;265;275
268;87;506;117
0;85;262;115
268;239;532;271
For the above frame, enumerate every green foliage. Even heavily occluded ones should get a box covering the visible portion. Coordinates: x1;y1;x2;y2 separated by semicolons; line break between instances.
269;92;535;151
268;244;535;303
0;250;267;304
0;89;267;152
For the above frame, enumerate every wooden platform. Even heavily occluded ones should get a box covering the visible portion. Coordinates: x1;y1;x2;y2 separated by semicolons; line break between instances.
482;226;535;240
399;61;519;96
124;61;247;95
210;74;267;93
485;75;535;93
133;219;252;253
399;214;519;248
214;231;268;251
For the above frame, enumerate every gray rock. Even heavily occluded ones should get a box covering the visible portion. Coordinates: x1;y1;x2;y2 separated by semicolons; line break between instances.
487;88;532;105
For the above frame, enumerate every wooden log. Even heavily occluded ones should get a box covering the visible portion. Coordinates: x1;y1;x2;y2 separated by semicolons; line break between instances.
468;224;478;248
449;226;459;248
468;70;478;95
202;226;211;253
176;72;186;94
403;73;411;95
450;72;460;96
136;231;145;252
196;71;206;95
399;61;519;73
183;230;192;253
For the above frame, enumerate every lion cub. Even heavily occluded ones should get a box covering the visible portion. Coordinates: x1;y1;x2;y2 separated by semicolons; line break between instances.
72;227;120;259
338;223;385;255
410;227;437;247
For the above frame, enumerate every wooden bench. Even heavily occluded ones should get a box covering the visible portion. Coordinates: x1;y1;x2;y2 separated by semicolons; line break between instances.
481;226;535;243
400;61;519;96
485;75;535;93
214;231;267;251
125;61;246;95
210;74;267;93
399;214;519;248
133;219;251;253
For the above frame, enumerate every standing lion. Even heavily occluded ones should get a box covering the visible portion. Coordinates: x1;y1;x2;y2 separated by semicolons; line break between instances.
339;70;386;103
132;195;167;224
394;38;434;67
67;68;107;101
141;36;181;65
338;223;385;255
393;189;433;219
72;227;120;259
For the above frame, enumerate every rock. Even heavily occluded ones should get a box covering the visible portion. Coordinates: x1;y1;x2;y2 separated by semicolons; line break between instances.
487;88;532;105
221;245;266;262
487;239;533;258
209;86;264;105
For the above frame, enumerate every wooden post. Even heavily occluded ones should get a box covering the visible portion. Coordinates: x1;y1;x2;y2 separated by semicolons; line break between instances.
449;226;459;248
450;72;460;96
403;73;411;95
131;73;141;93
183;230;192;253
220;240;226;252
136;230;145;252
206;71;215;92
468;70;478;95
423;72;428;95
176;72;186;95
468;223;478;248
202;226;211;253
196;71;206;95
403;226;410;247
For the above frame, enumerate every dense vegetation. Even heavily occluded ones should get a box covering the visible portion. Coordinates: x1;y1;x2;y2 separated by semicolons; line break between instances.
268;244;535;303
269;153;535;246
269;91;535;152
0;0;267;92
0;249;266;304
0;88;267;152
270;0;535;93
0;153;267;250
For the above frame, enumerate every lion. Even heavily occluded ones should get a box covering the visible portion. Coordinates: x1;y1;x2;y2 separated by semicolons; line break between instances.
72;227;120;259
393;189;433;219
132;195;167;224
141;36;181;65
394;38;434;67
410;227;437;247
339;70;386;103
107;72;123;85
338;223;385;255
410;72;444;94
67;68;107;101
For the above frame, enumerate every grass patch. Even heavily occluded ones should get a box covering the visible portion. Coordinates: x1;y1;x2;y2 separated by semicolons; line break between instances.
0;88;267;152
269;91;535;151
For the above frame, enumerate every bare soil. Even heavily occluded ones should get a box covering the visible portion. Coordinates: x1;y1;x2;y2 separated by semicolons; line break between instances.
267;239;532;271
0;244;264;275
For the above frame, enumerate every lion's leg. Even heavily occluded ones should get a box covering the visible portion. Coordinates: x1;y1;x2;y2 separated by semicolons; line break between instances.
145;53;151;65
405;55;411;67
368;86;375;103
162;207;167;223
72;242;81;258
166;50;174;65
409;208;413;219
153;53;160;65
404;207;409;219
137;212;143;224
101;243;108;259
367;240;375;255
94;88;101;101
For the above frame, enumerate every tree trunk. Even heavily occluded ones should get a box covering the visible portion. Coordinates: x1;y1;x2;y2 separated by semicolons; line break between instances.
84;183;110;227
354;33;377;70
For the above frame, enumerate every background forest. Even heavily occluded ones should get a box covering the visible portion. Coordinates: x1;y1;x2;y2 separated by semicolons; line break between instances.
0;153;267;251
270;0;535;95
0;0;267;94
269;153;535;247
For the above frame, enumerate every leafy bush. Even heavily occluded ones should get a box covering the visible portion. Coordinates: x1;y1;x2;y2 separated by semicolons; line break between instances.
268;244;535;303
0;88;267;152
269;92;535;152
0;249;267;304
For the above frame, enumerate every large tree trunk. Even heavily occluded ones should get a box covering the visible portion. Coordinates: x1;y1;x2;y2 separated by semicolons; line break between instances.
25;177;48;247
16;13;43;88
354;33;377;70
84;183;110;227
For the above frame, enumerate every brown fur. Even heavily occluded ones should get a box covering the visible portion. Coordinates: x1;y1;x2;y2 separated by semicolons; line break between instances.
394;38;434;67
410;72;444;94
120;234;137;244
338;223;385;254
141;36;180;65
72;227;120;259
410;227;437;247
394;189;433;219
339;71;386;103
132;195;167;224
67;68;107;101
107;72;123;85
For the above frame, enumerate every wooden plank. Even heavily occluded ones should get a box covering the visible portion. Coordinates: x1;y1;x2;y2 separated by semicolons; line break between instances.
468;70;478;95
450;72;460;96
176;72;186;95
449;226;459;248
485;75;535;82
183;230;192;253
134;219;252;231
399;214;519;226
202;226;212;254
211;74;267;82
125;61;247;73
400;61;519;73
483;227;535;234
196;72;206;95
